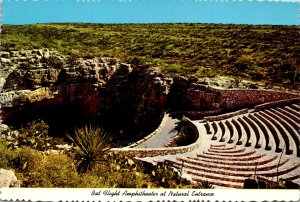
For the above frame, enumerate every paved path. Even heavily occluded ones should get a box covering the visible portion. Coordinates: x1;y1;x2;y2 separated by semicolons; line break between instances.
135;114;180;148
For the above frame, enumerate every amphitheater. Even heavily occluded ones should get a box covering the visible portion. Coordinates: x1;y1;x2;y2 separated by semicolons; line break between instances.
112;97;300;188
0;49;299;188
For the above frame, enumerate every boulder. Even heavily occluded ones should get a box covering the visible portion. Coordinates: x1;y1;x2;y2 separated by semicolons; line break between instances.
0;168;20;187
0;124;10;134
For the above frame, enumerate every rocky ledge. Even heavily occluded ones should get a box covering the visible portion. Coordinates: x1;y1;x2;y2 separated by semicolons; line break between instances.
0;49;169;138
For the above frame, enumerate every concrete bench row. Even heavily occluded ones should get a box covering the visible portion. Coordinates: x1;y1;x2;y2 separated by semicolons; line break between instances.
168;145;300;188
204;103;300;157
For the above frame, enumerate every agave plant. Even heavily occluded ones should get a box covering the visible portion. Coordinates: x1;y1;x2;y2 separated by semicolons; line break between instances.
66;125;110;173
198;180;214;189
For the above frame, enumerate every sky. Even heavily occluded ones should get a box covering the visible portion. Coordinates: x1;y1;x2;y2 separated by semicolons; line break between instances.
1;0;300;25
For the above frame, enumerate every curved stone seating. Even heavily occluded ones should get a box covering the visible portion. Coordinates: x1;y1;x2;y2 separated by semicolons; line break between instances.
243;115;263;149
270;108;299;133
218;121;226;142
258;111;293;155
210;144;236;150
129;101;300;188
211;122;218;140
167;143;300;188
283;106;300;121
290;104;300;111
208;147;246;154
237;117;252;147
248;114;273;151
224;120;235;143
231;119;243;145
187;155;277;166
176;157;288;172
191;176;243;188
204;122;212;134
276;108;300;130
254;113;283;153
264;110;300;157
203;150;256;157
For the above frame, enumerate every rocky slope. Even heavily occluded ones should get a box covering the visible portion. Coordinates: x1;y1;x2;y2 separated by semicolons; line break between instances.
0;49;168;138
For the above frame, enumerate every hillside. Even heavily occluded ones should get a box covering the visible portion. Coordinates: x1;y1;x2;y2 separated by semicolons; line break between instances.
1;23;299;87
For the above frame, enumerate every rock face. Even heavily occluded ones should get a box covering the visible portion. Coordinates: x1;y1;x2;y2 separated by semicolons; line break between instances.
99;65;169;137
167;76;299;111
0;49;168;137
0;168;20;187
1;49;298;138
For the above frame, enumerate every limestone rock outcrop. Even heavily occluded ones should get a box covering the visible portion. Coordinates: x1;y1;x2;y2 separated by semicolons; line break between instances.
0;49;169;138
0;168;20;187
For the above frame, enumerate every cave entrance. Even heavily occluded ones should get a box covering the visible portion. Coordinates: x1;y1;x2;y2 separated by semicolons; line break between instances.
4;103;95;138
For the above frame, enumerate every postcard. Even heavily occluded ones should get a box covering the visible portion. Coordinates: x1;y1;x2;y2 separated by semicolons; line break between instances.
0;0;299;201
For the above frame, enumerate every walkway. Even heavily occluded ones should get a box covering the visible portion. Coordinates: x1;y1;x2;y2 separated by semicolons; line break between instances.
135;114;180;148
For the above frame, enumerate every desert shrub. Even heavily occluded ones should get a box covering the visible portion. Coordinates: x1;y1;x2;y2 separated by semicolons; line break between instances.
149;161;191;188
5;119;55;151
27;154;79;187
0;140;193;188
66;125;110;173
0;142;43;186
47;55;65;69
194;180;214;189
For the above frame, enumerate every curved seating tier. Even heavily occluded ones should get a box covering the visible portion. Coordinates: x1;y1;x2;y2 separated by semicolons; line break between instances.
137;102;300;188
168;145;300;188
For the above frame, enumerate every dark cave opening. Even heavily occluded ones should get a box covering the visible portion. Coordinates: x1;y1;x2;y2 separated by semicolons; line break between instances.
3;103;95;138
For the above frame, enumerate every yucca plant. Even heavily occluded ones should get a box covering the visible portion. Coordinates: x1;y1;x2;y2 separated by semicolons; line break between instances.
66;125;110;173
198;180;214;189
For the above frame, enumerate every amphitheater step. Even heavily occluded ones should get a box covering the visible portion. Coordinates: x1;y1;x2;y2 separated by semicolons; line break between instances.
248;114;273;151
197;152;265;161
290;104;300;111
283;107;300;122
208;147;246;153
264;109;300;157
259;111;294;155
191;175;244;189
254;113;283;153
203;150;256;157
170;157;296;179
243;115;263;149
210;144;236;150
176;156;284;172
187;155;278;167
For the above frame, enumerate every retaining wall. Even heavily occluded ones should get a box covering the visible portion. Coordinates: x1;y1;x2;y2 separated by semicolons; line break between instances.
111;118;200;158
203;108;248;122
254;97;300;111
127;112;168;148
215;89;299;110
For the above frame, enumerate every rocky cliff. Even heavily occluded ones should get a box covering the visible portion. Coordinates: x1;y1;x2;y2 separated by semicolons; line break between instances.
0;49;168;139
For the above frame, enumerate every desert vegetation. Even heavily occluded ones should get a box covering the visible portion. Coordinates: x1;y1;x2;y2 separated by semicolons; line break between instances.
2;23;299;87
0;120;208;188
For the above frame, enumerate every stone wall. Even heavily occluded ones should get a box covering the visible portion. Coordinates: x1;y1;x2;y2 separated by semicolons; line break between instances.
203;108;248;122
167;76;299;112
254;97;300;111
216;89;299;110
111;118;200;157
127;112;168;148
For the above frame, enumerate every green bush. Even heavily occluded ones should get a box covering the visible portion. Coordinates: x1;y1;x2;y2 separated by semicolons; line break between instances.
27;154;79;187
6;119;55;151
